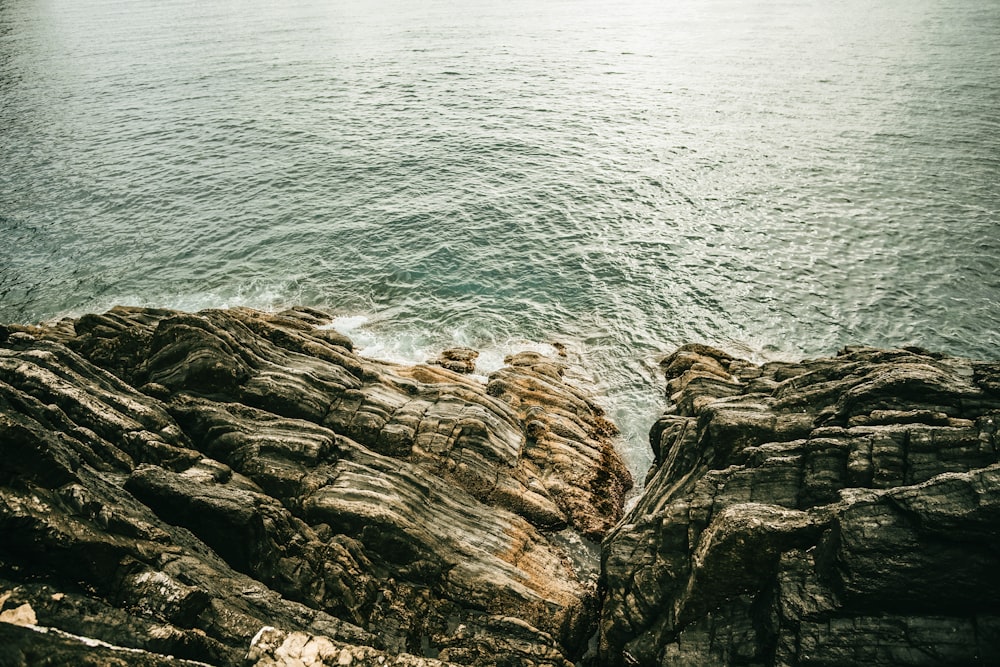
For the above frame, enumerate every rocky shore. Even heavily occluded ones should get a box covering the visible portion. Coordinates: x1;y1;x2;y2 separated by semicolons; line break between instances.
600;344;1000;665
1;307;998;666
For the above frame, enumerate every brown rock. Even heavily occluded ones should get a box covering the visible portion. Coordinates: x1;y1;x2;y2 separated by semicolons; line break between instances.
0;306;629;666
427;348;479;374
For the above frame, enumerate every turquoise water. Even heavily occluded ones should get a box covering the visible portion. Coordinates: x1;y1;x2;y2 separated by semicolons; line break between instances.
2;0;998;477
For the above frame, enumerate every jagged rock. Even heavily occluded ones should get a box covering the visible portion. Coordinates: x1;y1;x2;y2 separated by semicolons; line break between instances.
7;307;999;667
427;348;479;374
599;344;1000;666
246;626;453;666
0;306;630;666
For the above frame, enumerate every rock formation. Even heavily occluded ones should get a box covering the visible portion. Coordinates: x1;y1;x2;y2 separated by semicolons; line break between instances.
2;307;999;666
0;306;631;666
427;348;480;375
598;344;1000;666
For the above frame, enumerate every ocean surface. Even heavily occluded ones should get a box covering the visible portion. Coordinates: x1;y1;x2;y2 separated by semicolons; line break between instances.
2;0;998;480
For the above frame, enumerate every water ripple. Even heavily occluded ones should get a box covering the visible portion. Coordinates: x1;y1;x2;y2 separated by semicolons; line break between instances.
2;0;999;479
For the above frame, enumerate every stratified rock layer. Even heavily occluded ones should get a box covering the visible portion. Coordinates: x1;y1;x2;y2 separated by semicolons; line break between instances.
4;307;1000;667
0;306;631;666
599;344;1000;666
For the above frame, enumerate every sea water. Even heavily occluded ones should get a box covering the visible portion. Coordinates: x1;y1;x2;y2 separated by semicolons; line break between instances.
2;0;998;481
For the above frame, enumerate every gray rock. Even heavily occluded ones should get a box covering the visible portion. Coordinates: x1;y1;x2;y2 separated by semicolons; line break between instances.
599;344;1000;666
6;314;1000;666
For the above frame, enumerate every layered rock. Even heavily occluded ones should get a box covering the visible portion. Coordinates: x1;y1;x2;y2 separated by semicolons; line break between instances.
0;306;632;666
599;344;1000;666
427;347;480;375
5;305;1000;667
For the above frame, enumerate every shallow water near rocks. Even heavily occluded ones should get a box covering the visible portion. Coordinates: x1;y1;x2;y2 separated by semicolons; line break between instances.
2;0;998;481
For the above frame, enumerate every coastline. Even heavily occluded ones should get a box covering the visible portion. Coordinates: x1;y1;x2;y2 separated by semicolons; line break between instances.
1;307;999;665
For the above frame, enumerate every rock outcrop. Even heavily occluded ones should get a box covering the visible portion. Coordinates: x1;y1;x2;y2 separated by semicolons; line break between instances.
427;348;480;375
3;306;1000;667
0;306;631;666
599;344;1000;666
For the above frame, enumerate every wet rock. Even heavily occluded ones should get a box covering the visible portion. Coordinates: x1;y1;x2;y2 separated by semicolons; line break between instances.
427;347;479;374
599;344;1000;666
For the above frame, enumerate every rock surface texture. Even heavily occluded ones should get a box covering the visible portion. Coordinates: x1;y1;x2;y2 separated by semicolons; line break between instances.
2;308;999;666
599;344;1000;666
0;306;631;666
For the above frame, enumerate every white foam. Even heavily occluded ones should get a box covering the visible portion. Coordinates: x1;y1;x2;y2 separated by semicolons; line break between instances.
319;314;371;333
315;316;578;385
356;332;435;367
475;341;565;376
317;314;436;367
